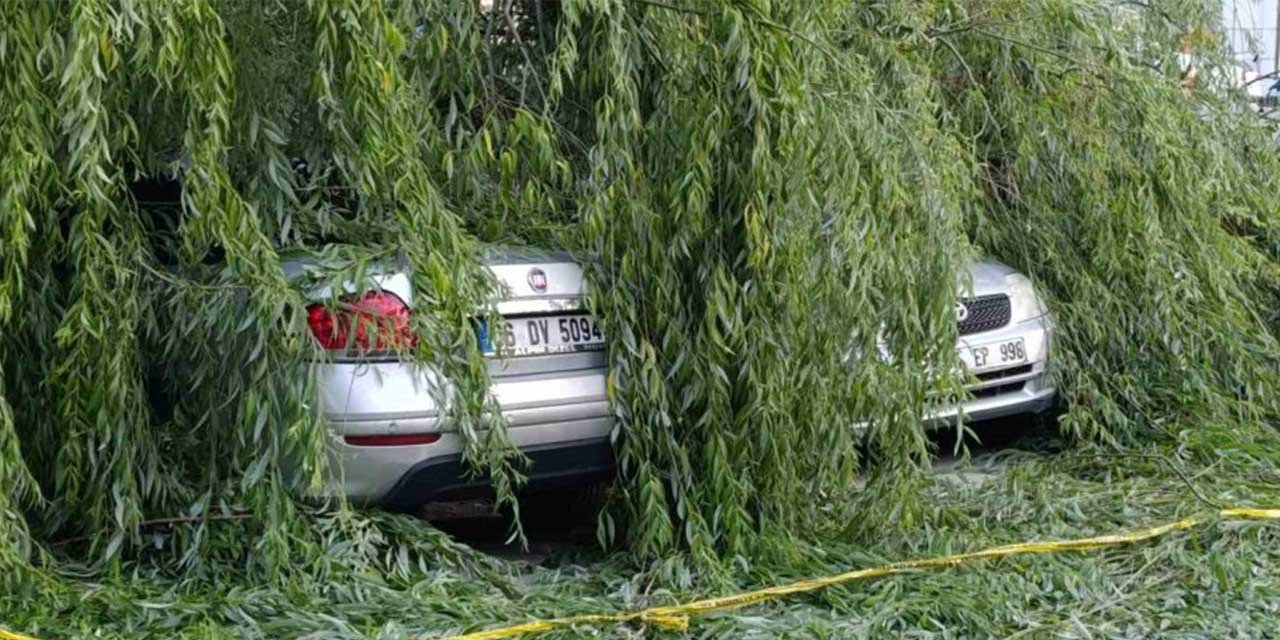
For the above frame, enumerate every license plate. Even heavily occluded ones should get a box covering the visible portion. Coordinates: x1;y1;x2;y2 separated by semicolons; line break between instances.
960;337;1027;372
478;314;605;357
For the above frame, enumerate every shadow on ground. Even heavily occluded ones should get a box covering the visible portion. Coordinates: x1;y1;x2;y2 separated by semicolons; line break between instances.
932;412;1064;463
421;493;602;563
423;413;1064;560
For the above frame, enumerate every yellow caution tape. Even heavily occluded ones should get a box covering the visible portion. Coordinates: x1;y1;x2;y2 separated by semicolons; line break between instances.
1;508;1275;640
439;507;1280;640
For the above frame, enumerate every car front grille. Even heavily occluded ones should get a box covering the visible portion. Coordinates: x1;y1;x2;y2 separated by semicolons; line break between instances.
958;294;1011;336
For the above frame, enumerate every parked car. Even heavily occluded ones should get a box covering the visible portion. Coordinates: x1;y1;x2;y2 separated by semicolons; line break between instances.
931;260;1057;424
297;247;613;508
303;250;1053;507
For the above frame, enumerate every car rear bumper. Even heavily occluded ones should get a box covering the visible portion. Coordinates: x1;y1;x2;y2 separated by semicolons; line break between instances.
320;358;614;505
332;414;614;504
380;437;615;510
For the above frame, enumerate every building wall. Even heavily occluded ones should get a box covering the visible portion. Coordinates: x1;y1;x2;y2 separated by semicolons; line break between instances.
1224;0;1278;75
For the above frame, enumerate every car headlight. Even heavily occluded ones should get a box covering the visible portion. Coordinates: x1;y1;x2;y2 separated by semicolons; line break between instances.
1005;273;1047;323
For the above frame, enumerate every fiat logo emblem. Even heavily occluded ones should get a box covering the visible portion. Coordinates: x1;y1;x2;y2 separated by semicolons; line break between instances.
527;268;548;293
955;301;970;322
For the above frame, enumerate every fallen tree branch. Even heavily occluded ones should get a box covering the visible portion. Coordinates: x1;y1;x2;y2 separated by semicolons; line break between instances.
51;512;253;548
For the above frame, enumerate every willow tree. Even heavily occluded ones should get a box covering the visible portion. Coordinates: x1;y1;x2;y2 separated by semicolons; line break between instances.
1;0;1278;586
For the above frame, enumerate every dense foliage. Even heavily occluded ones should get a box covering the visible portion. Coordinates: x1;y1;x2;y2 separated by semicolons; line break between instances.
4;431;1280;638
2;0;1279;630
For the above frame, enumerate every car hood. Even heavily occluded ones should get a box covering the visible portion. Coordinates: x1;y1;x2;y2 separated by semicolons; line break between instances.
963;259;1019;297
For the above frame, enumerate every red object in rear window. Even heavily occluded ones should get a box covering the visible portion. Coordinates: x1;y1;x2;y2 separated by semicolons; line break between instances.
343;433;441;447
306;291;415;352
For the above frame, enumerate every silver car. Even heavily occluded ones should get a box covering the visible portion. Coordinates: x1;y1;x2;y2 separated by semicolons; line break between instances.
934;260;1057;424
305;251;1053;506
301;247;613;507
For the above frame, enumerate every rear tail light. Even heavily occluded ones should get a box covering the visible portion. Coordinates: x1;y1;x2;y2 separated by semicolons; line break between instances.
343;433;441;447
306;291;415;352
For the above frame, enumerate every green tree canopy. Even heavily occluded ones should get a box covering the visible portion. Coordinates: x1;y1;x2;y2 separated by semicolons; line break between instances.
1;0;1278;586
